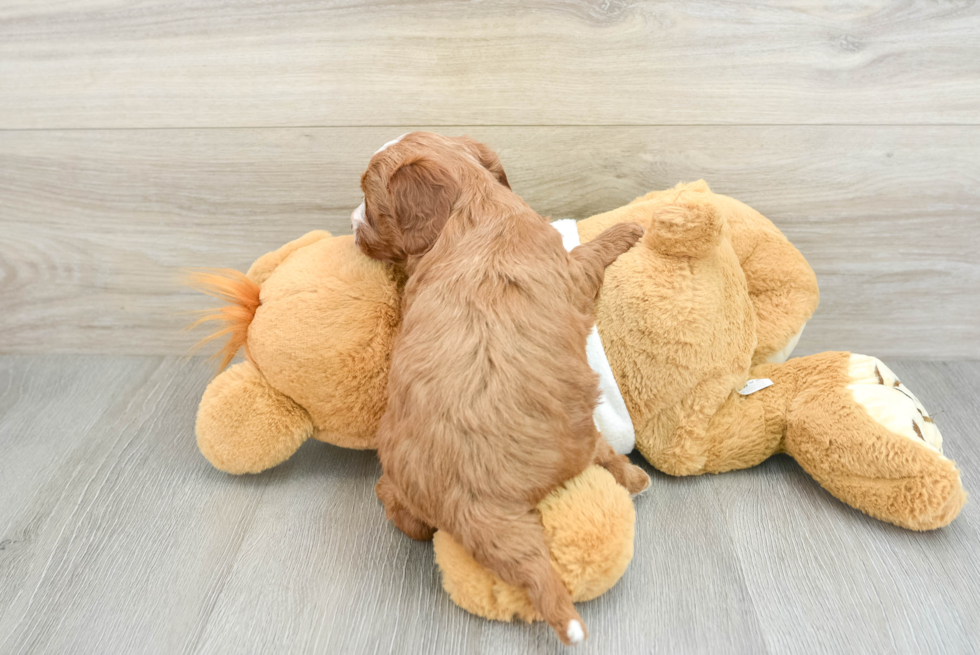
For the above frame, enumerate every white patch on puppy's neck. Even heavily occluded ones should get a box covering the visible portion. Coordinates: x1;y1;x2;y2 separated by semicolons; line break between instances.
351;200;367;235
551;219;636;455
375;133;408;154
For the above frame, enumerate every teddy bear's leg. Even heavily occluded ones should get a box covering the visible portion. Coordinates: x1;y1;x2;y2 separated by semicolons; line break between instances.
591;436;651;495
780;353;966;530
685;355;861;477
375;474;435;541
638;373;769;477
692;385;785;475
685;352;965;529
685;355;842;476
196;360;315;474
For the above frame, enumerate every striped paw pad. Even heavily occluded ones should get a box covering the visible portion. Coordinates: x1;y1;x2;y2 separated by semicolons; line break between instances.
847;354;943;454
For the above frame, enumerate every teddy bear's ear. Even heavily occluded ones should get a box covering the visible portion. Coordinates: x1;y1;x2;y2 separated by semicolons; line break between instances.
196;360;314;474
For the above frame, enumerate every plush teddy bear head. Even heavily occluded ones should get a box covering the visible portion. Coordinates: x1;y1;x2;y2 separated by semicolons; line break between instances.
194;231;403;473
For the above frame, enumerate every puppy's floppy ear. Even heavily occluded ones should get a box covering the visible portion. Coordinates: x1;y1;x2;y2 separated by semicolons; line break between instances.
389;157;457;257
455;136;510;189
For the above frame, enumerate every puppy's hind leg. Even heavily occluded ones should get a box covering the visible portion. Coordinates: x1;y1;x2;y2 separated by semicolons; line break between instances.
376;474;435;541
593;437;651;496
456;508;586;645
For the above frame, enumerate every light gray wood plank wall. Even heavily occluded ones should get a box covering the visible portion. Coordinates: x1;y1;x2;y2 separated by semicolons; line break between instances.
1;356;978;654
1;127;978;357
1;1;979;127
1;0;978;356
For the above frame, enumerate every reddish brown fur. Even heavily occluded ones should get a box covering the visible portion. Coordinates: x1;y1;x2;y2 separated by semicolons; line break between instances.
186;269;260;371
355;132;649;645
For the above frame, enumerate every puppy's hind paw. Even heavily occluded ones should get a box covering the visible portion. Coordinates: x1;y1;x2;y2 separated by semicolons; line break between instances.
630;471;652;497
622;463;651;497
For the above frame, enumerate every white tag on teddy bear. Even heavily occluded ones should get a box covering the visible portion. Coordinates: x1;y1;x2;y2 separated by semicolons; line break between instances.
738;378;773;395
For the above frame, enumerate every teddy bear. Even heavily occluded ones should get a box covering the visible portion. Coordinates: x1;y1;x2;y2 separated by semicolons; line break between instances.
192;181;967;623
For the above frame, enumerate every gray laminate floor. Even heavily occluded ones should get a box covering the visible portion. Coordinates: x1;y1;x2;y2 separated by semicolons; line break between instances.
0;356;978;655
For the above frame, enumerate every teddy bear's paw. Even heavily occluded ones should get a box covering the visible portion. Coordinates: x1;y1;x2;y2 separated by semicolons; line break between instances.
196;361;315;474
847;354;943;455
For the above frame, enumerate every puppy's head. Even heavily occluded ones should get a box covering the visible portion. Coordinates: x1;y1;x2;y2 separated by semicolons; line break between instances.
352;132;510;264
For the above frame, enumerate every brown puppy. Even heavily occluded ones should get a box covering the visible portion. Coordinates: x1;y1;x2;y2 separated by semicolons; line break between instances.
354;132;650;645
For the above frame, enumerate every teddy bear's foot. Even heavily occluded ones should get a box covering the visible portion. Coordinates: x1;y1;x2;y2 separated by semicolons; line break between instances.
784;352;966;530
196;361;314;474
846;354;943;453
433;466;635;622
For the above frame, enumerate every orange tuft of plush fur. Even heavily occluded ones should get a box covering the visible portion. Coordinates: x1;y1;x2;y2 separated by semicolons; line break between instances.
186;269;261;371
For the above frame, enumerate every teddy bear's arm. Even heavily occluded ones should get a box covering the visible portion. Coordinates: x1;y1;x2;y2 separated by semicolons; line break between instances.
721;197;820;366
631;182;819;364
246;230;332;285
196;360;314;474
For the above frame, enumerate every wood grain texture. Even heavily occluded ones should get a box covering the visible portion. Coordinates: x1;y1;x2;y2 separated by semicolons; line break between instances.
2;126;978;358
1;356;978;654
1;1;979;128
0;357;267;654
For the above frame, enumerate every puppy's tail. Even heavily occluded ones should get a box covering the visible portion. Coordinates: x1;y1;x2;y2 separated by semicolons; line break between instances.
456;509;586;645
185;269;261;372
